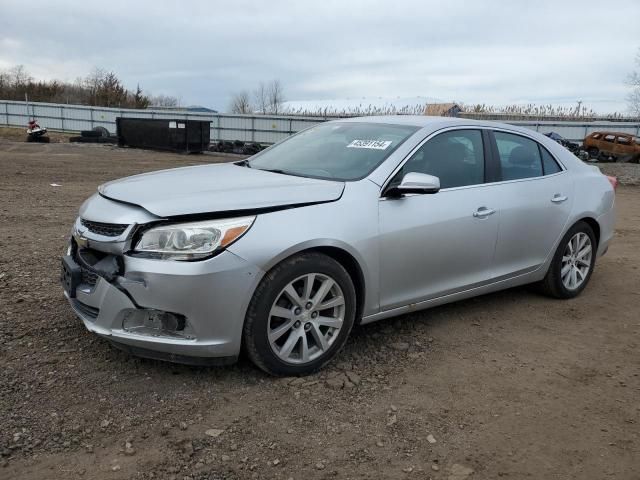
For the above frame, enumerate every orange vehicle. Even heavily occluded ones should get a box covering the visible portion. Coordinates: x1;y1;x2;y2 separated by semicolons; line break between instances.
583;131;640;162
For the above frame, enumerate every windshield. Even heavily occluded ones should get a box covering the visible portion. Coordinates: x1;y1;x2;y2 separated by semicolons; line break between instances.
247;122;419;181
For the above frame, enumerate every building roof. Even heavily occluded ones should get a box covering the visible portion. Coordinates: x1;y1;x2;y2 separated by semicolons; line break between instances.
423;103;461;116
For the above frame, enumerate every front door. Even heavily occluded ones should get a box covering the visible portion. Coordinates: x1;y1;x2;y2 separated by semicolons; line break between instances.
378;129;499;311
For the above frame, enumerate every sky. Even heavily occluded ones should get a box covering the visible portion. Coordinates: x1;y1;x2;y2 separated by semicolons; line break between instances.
1;0;639;114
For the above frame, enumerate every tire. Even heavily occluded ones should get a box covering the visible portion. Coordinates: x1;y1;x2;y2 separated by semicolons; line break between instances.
587;147;599;159
540;221;597;299
93;126;110;137
80;130;102;138
243;252;356;376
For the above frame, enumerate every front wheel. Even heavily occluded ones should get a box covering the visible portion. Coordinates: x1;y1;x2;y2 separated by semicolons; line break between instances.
243;252;356;376
540;221;597;299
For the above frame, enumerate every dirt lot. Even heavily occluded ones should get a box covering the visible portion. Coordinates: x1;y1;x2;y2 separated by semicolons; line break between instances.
0;139;639;480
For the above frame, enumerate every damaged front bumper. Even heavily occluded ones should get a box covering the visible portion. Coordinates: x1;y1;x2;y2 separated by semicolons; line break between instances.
62;245;264;365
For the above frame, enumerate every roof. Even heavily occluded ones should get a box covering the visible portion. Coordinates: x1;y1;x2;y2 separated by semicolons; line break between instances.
423;103;461;116
590;131;637;137
333;115;491;128
331;115;554;140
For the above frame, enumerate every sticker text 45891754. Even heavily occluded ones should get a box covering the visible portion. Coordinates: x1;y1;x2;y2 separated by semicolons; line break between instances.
346;139;393;150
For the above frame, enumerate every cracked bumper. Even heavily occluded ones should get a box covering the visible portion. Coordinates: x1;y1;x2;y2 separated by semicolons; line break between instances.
64;250;264;363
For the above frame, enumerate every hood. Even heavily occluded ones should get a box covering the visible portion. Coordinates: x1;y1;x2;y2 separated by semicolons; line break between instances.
98;163;345;217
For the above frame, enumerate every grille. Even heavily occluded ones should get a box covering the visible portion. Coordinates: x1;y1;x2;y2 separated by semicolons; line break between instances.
81;267;98;287
72;248;100;287
72;299;99;319
80;218;128;237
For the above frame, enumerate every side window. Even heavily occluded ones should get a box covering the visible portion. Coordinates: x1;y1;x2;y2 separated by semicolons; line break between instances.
540;147;562;174
494;131;543;181
392;130;485;189
591;133;601;139
603;134;616;143
617;136;630;145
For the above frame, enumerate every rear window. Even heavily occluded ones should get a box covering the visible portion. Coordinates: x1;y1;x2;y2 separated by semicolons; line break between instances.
540;147;562;174
494;131;543;181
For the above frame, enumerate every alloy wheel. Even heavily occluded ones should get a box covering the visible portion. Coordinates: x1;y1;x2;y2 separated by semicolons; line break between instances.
561;232;593;290
268;273;345;364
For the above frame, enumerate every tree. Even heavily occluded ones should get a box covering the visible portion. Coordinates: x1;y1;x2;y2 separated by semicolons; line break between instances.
0;64;170;109
8;65;31;88
253;82;268;114
133;84;150;109
149;94;179;107
84;67;106;105
267;79;285;114
229;90;252;114
627;48;640;117
250;79;285;114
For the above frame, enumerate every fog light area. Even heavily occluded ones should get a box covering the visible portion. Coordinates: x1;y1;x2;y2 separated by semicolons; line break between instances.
122;309;195;339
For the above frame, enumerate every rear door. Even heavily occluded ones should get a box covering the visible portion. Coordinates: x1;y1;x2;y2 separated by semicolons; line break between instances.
601;134;617;156
489;130;573;279
615;135;633;157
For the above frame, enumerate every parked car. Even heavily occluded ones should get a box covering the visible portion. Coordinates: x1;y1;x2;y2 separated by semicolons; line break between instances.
583;131;640;162
544;131;580;154
61;117;616;376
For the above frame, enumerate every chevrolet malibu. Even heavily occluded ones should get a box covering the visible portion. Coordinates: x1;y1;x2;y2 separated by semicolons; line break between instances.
61;116;616;376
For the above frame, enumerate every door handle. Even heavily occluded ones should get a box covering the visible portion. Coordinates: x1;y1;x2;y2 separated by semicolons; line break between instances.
551;194;568;203
473;207;496;218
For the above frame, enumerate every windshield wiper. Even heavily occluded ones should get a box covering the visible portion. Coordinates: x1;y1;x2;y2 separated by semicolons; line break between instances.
255;168;298;176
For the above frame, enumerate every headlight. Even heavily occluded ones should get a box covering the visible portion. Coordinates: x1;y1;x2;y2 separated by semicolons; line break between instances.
133;216;255;261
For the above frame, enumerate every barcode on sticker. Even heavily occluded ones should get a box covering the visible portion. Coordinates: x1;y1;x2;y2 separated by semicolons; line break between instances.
346;139;392;150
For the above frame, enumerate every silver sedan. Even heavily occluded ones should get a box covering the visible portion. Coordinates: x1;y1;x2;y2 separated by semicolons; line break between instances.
61;116;616;375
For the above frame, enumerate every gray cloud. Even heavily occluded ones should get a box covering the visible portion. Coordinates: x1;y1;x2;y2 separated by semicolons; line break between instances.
0;0;638;113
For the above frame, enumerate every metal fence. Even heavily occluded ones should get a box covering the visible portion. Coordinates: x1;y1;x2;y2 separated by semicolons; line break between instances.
2;99;640;144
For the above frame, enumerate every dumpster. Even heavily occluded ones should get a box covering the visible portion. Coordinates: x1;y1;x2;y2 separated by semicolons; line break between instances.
116;118;211;153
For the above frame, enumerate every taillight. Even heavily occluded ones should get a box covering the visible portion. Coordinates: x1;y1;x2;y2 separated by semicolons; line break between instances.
606;175;618;191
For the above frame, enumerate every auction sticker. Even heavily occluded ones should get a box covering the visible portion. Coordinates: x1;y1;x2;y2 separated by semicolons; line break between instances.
346;139;392;150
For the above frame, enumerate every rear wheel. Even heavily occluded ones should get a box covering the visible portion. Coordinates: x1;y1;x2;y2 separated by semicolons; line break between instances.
243;252;356;376
540;221;596;299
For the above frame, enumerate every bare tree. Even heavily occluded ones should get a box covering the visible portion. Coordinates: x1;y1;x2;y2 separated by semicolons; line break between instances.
84;67;107;104
149;94;179;107
229;90;252;114
253;82;269;114
267;79;285;114
8;65;31;88
627;48;640;117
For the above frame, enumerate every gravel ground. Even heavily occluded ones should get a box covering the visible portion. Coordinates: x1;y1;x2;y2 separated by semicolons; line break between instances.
595;162;640;186
0;139;639;480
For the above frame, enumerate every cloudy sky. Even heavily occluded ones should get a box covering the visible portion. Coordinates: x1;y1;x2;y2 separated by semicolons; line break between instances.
1;0;638;113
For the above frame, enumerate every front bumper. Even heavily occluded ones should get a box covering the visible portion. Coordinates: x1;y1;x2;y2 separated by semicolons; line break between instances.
64;250;263;363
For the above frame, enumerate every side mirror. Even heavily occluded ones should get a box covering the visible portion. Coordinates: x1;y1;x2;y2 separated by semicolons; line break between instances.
385;172;440;197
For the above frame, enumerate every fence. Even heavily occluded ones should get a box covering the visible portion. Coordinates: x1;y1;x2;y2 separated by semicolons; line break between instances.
2;99;640;144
